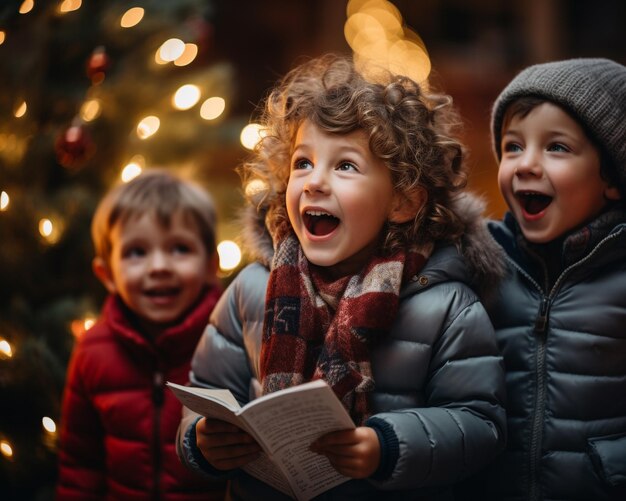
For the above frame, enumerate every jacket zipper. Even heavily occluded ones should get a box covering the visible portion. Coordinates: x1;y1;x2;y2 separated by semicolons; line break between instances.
504;229;623;500
152;370;164;501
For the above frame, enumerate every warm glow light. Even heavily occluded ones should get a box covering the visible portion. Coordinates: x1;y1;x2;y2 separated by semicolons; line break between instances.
59;0;82;14
158;38;185;62
121;162;143;182
200;97;226;120
0;31;6;45
19;0;34;14
172;85;201;110
244;179;268;198
240;123;266;150
217;240;242;271
39;218;53;237
136;116;160;139
14;101;27;118
80;99;101;122
120;7;144;28
0;440;12;458
345;0;431;83
174;43;198;67
70;316;97;338
0;191;9;211
42;417;57;434
0;339;13;358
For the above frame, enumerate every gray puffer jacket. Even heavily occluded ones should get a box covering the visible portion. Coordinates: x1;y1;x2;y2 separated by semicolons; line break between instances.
177;195;507;500
461;211;626;501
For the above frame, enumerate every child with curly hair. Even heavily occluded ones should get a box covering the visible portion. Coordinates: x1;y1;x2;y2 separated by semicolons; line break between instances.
177;54;506;500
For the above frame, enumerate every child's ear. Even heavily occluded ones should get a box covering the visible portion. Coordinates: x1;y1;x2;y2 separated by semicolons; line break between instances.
389;187;427;224
92;257;117;294
605;185;621;201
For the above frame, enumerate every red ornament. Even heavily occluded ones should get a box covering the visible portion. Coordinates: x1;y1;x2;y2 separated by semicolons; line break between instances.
86;46;111;84
55;123;96;170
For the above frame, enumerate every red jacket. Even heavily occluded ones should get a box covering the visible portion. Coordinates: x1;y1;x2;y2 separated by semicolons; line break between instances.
56;287;226;501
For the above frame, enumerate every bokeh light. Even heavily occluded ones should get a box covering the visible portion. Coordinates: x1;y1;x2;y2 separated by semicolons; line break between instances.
217;240;242;271
200;97;225;120
42;417;56;434
174;44;198;66
120;7;144;28
240;123;265;150
0;191;9;211
157;38;185;63
172;84;201;110
136;116;160;139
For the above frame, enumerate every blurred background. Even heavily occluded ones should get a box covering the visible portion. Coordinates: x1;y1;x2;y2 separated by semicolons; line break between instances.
0;0;624;499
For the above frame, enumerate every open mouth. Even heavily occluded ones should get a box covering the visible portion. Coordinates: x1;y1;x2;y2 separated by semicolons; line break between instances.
144;287;179;298
516;192;552;215
303;210;340;236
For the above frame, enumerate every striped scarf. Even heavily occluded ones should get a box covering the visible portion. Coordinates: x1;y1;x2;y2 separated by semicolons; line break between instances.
260;232;428;425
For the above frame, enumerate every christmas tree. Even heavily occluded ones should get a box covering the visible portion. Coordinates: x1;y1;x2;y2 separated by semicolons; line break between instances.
0;1;245;499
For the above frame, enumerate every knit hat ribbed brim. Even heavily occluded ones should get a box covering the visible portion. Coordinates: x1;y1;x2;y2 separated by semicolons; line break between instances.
491;58;626;192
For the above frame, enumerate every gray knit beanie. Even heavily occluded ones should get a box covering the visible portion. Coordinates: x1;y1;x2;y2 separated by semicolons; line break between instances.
491;58;626;192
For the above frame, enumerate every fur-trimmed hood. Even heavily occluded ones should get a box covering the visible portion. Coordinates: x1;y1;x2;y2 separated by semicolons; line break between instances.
237;192;505;303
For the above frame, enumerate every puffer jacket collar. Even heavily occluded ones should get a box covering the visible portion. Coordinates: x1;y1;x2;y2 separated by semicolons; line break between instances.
102;287;221;369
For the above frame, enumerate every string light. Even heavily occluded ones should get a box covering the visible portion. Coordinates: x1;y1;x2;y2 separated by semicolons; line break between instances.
200;97;226;120
174;44;198;67
14;100;27;118
42;417;57;434
38;217;63;244
136;116;160;139
0;191;9;211
80;99;101;122
157;38;185;63
58;0;82;14
121;161;143;182
172;84;201;110
120;7;144;28
19;0;34;15
70;316;96;338
240;123;266;150
217;240;242;271
344;0;431;83
244;179;268;198
0;31;5;45
0;338;13;358
0;440;13;459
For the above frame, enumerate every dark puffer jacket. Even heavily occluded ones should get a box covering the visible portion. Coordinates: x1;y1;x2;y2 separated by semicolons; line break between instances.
56;289;226;501
463;211;626;501
177;195;507;500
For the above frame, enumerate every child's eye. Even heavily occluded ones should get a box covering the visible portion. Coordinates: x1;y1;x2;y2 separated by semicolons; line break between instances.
337;161;357;172
502;142;522;153
548;143;569;153
172;243;191;254
293;158;312;170
123;246;145;259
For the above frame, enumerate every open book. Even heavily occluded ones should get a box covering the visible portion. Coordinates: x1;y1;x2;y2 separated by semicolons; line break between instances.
167;379;356;501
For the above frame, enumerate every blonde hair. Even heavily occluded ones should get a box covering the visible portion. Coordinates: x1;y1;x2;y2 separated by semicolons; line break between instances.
91;170;217;264
240;54;468;254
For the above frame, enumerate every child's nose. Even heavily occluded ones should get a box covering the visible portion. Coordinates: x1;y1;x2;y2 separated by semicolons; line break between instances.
148;250;171;272
303;166;328;194
516;148;542;176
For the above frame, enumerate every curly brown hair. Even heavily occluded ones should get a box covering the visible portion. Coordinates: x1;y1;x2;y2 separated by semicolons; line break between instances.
239;53;468;254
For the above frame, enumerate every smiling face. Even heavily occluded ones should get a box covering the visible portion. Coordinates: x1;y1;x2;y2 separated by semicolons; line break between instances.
498;101;620;244
93;210;215;335
286;120;404;278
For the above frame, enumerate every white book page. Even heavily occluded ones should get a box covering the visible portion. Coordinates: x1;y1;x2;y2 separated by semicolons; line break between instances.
240;380;355;500
166;382;247;429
